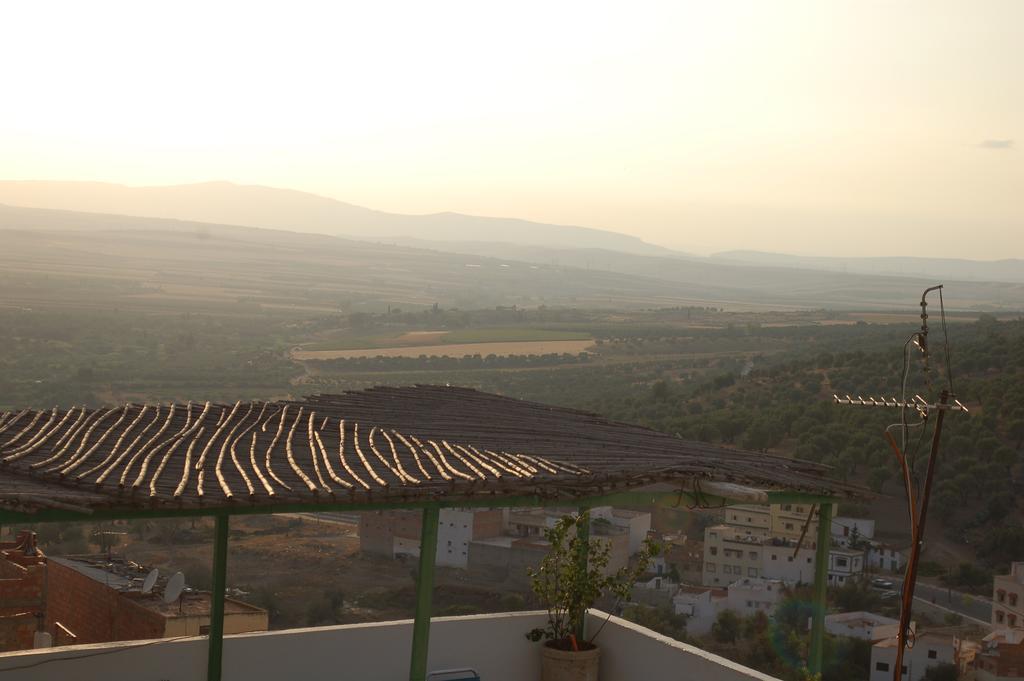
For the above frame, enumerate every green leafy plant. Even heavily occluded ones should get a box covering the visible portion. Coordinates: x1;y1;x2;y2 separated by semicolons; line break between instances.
525;510;661;650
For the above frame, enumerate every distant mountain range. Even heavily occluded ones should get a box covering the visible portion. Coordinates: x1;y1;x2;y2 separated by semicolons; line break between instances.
0;180;673;257
713;251;1024;285
3;202;1023;311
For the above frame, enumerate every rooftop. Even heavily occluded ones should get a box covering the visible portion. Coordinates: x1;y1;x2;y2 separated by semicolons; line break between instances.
0;386;864;518
50;556;263;618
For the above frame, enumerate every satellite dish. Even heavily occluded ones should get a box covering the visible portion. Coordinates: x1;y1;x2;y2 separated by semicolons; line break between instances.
142;568;159;594
163;571;185;603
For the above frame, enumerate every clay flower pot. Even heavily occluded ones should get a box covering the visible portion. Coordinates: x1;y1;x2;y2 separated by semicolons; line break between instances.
541;641;600;681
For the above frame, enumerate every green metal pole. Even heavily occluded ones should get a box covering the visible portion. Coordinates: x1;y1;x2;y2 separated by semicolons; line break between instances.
207;513;229;681
409;505;440;681
809;502;832;676
575;506;590;642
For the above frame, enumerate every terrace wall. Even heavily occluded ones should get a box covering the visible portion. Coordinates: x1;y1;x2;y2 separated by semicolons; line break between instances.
0;610;782;681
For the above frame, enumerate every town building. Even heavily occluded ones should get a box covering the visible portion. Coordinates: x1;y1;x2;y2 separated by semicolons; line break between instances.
977;628;1024;680
870;633;956;681
360;508;505;568
703;524;817;586
0;532;266;651
724;503;834;540
831;516;875;546
867;542;908;573
673;585;729;635
827;547;865;586
363;505;649;572
822;611;907;642
45;556;267;644
0;532;47;651
994;562;1024;630
671;577;784;635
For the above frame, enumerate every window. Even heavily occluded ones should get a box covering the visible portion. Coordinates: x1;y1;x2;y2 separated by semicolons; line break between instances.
749;551;758;560
1011;593;1019;607
748;568;758;577
782;505;792;511
997;610;1005;623
734;565;742;574
771;554;778;561
807;558;813;564
706;562;716;572
788;556;794;562
710;547;718;556
928;650;937;659
836;558;848;568
1010;615;1018;627
723;565;733;574
875;662;889;672
710;532;718;539
785;523;794;530
998;590;1007;603
746;600;753;607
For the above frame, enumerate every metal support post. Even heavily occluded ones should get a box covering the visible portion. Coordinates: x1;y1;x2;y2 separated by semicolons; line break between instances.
575;506;590;642
409;505;440;681
809;502;832;676
208;513;229;681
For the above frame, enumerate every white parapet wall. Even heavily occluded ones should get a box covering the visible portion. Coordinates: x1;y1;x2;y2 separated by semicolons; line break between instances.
0;610;781;681
587;611;781;681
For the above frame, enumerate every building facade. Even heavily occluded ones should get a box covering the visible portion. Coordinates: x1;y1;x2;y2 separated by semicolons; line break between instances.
0;532;47;652
994;563;1024;631
703;525;817;586
870;633;955;681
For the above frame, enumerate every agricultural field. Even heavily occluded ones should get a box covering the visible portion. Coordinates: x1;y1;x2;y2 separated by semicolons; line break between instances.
293;338;594;360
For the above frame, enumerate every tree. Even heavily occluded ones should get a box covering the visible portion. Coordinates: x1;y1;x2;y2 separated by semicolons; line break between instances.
1008;419;1024;450
711;610;740;644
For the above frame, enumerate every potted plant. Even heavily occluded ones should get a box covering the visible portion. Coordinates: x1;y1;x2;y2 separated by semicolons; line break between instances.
526;510;660;681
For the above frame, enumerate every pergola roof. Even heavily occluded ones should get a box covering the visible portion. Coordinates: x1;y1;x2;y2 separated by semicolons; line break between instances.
0;385;864;516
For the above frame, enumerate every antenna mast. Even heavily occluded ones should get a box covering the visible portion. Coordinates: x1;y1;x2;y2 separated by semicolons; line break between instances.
831;285;965;681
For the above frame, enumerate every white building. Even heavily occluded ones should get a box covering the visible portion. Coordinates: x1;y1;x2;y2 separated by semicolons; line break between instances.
868;543;908;573
831;516;875;545
827;547;865;586
590;506;653;554
672;578;784;636
436;508;505;568
673;586;729;636
725;578;784;618
823;611;908;642
870;633;955;681
508;506;652;556
704;525;817;586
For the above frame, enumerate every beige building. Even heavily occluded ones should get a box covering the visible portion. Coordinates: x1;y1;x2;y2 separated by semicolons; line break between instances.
724;503;835;540
994;562;1024;630
702;524;818;586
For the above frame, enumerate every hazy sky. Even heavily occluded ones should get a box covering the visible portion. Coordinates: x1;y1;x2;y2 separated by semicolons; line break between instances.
2;1;1021;258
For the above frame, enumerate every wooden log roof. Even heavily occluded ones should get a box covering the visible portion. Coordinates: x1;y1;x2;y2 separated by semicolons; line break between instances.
0;386;864;516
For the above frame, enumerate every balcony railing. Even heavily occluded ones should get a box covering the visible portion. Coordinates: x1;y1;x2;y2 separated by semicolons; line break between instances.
0;610;781;681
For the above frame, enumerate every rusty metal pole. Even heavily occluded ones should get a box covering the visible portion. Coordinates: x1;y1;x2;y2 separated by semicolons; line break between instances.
893;390;950;681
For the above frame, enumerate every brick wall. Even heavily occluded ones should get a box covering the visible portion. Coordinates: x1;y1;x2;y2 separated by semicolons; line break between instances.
45;560;165;644
472;510;504;540
0;534;46;652
359;510;423;556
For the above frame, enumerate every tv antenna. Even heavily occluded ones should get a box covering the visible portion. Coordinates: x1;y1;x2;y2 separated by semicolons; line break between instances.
142;568;159;594
163;571;185;604
831;285;965;681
